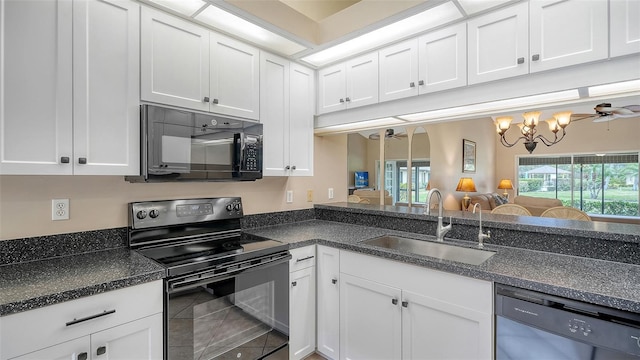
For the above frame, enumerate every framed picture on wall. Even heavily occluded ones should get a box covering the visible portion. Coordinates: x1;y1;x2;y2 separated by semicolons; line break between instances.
462;139;476;173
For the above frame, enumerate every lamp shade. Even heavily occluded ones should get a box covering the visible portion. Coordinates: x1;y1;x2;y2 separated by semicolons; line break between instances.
456;177;477;192
497;179;514;190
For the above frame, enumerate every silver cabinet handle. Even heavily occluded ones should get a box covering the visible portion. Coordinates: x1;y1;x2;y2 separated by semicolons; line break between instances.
96;346;106;356
78;157;87;165
66;309;116;326
77;353;88;360
212;98;219;104
392;298;398;305
339;98;344;103
418;80;424;86
291;165;296;170
296;255;314;262
409;82;415;88
285;165;291;170
60;157;70;164
203;97;210;102
292;281;297;287
532;54;540;61
517;57;525;64
402;301;409;308
331;278;337;284
345;97;351;102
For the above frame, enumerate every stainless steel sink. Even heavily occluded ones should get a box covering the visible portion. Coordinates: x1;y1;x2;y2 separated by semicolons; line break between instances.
361;235;495;265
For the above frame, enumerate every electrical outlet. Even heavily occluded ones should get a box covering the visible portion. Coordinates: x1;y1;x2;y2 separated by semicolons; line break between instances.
286;191;293;203
328;188;334;199
52;199;69;220
307;190;313;202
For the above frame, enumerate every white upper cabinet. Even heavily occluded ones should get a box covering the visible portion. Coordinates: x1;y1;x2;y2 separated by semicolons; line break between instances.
318;53;378;114
140;6;210;112
141;7;260;120
0;0;139;176
467;2;529;85
345;53;379;108
210;33;260;120
417;22;467;94
610;0;640;57
0;0;73;175
73;0;140;175
260;52;314;176
379;39;419;102
288;63;314;177
529;0;608;73
318;64;347;114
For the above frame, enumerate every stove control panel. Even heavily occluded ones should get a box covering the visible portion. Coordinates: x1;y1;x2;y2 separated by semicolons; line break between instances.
129;197;243;229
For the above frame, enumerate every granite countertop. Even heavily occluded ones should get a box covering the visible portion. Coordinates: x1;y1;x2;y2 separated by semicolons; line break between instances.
0;248;165;316
243;219;640;314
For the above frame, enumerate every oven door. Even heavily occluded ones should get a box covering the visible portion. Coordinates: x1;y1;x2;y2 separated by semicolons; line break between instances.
165;252;290;360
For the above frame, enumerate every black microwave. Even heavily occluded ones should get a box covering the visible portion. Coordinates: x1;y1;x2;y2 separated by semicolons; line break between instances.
126;105;262;182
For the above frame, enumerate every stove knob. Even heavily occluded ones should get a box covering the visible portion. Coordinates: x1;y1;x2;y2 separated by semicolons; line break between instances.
149;209;159;218
226;204;233;212
136;210;147;219
234;203;241;211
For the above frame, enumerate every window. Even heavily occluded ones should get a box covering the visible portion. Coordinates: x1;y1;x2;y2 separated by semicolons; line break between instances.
517;153;640;217
377;160;430;204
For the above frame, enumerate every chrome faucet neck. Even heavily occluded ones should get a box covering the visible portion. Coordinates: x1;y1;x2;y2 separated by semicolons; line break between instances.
425;188;451;242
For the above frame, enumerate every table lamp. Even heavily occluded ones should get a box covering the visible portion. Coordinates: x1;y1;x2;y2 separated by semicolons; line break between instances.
497;179;514;199
456;177;476;210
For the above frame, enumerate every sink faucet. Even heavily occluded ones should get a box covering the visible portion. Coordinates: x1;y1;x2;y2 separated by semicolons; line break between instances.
425;188;452;242
472;203;491;249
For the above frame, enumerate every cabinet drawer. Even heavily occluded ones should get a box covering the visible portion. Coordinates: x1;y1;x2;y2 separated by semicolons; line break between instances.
0;280;162;360
289;246;316;271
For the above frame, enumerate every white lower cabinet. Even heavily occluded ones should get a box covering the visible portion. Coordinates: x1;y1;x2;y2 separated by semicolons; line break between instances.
0;281;163;360
338;250;493;360
289;246;316;360
316;246;340;360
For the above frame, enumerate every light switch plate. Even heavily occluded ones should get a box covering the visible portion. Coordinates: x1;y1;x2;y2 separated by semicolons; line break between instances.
328;188;334;199
286;191;293;203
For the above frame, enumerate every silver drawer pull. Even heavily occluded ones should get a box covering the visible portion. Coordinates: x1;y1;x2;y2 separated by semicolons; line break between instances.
66;309;116;326
296;255;314;262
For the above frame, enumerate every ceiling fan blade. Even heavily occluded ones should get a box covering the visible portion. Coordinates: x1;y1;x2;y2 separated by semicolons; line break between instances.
610;107;636;115
623;105;640;112
592;115;618;123
571;114;597;122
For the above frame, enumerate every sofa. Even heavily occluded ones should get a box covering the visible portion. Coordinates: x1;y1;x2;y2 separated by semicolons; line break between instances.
467;193;507;212
353;189;393;205
513;195;563;216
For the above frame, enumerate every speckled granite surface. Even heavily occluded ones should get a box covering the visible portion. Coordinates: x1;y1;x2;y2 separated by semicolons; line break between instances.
0;248;164;316
243;214;640;314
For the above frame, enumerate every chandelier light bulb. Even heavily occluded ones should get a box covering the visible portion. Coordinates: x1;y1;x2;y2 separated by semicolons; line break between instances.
522;111;541;127
545;118;560;133
553;111;572;128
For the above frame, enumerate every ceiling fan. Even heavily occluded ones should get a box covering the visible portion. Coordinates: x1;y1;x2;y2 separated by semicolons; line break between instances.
572;103;640;123
368;128;408;140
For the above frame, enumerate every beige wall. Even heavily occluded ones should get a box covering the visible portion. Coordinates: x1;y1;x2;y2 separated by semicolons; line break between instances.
0;135;348;240
495;116;640;191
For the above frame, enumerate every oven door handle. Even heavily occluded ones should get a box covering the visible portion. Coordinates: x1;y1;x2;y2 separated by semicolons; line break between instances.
167;253;291;293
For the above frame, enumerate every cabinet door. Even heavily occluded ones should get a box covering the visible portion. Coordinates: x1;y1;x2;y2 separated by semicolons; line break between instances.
90;313;162;360
530;0;608;73
418;23;467;94
317;246;340;360
289;267;316;360
340;274;401;360
72;0;139;175
318;64;347;114
210;33;260;120
9;337;89;360
346;53;379;109
140;6;210;112
260;52;290;176
288;63;314;177
610;0;640;57
468;2;528;85
402;290;492;360
0;0;73;175
379;39;419;102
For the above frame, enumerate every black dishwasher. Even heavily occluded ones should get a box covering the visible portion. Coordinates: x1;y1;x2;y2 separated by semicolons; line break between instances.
496;284;640;359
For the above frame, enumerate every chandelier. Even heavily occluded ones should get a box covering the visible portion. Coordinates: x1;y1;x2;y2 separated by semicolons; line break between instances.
495;111;572;153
